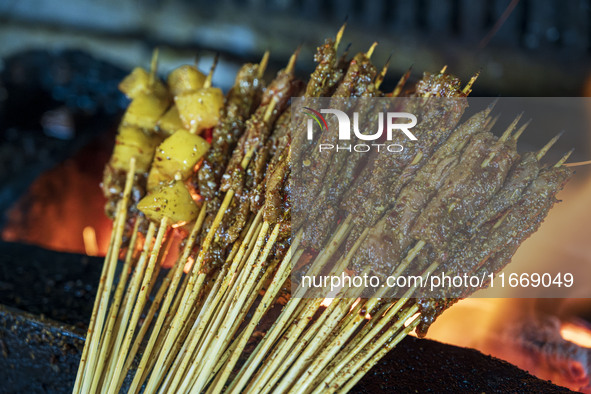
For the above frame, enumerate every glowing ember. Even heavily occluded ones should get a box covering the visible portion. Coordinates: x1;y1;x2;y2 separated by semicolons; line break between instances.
83;226;99;256
561;322;591;349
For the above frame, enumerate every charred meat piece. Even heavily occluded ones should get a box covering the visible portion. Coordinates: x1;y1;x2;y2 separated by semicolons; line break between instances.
196;63;264;207
416;165;572;336
410;132;518;255
341;73;467;230
293;52;377;231
470;152;540;231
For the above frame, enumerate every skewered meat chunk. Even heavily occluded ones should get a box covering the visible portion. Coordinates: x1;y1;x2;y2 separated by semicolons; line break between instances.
196;63;264;205
293;52;376;232
221;63;299;193
471;151;540;230
416;165;572;337
410;132;518;254
383;110;491;256
340;73;467;230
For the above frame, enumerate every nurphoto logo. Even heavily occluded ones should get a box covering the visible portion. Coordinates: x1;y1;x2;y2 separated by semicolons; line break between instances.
303;106;418;152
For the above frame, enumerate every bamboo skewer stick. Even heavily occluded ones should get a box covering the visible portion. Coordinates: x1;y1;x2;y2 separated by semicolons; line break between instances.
231;218;354;393
186;223;281;393
305;262;436;393
270;295;357;394
314;304;420;393
153;52;298;392
556;149;575;167
210;245;302;393
198;259;281;393
537;132;564;161
144;189;243;392
126;203;207;393
148;48;159;88
391;66;412;97
374;56;391;90
154;274;208;391
102;222;157;388
336;314;421;393
296;295;385;391
499;112;523;142
116;259;174;389
158;214;263;392
155;217;262;392
107;216;170;393
73;215;116;393
244;298;325;393
335;23;346;51
154;185;262;388
308;301;408;391
153;84;281;380
365;42;378;59
512;119;531;142
261;256;373;392
89;218;141;391
462;71;480;95
78;157;136;394
228;291;306;393
257;298;340;394
170;235;266;391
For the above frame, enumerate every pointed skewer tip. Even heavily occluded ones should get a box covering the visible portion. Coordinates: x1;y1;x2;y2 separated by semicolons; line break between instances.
499;112;524;142
375;57;391;89
258;51;270;79
485;114;500;131
203;54;219;89
366;42;378;59
485;98;499;115
286;46;301;74
537;131;564;161
462;70;481;94
391;66;413;97
555;149;575;167
335;23;347;50
149;47;159;86
512;118;532;142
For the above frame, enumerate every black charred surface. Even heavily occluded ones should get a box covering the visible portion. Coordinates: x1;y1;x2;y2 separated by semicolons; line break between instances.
0;244;573;392
0;306;134;394
353;335;573;394
0;306;84;394
0;241;102;328
0;304;572;393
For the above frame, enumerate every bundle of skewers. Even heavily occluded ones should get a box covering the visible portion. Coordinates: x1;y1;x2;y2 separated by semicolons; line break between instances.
73;25;573;393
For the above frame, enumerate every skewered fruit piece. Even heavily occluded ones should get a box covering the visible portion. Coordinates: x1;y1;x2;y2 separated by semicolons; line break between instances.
167;65;207;97
110;125;162;173
138;180;199;224
175;87;224;132
158;105;185;136
118;67;168;99
122;92;170;131
147;129;210;189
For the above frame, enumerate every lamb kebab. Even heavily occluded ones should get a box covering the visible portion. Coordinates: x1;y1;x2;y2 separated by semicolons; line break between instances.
75;28;576;394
